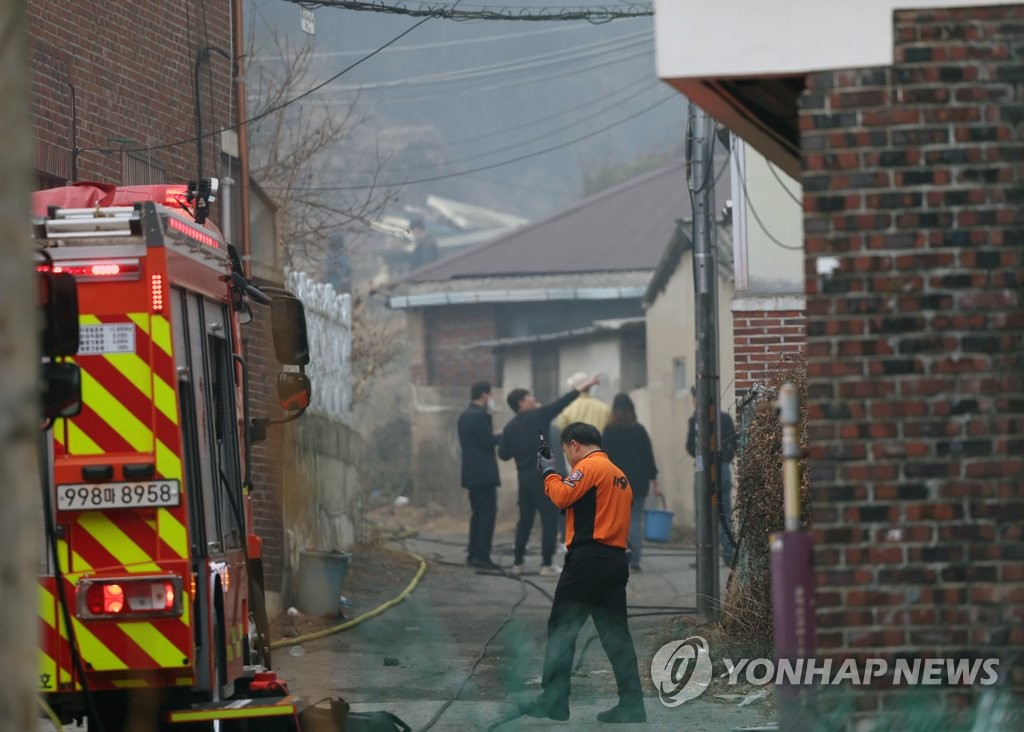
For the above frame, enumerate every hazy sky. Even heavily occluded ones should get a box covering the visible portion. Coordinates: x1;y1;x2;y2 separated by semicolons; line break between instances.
245;0;688;220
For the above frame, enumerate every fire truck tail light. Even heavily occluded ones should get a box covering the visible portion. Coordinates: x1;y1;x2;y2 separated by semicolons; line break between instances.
78;577;182;619
47;259;140;282
151;274;165;312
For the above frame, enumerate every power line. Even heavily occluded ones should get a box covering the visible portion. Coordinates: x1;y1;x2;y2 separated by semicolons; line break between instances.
767;159;803;207
334;45;652;103
313;28;652;93
250;20;603;60
736;156;803;252
286;1;653;23
267;92;679;191
383;77;660;173
77;16;432;155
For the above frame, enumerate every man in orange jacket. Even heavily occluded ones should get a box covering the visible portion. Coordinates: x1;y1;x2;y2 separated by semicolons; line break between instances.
519;421;646;724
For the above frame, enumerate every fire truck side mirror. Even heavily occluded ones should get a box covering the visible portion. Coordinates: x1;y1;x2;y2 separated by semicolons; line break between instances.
42;362;82;420
270;296;310;366
40;272;80;358
277;371;312;412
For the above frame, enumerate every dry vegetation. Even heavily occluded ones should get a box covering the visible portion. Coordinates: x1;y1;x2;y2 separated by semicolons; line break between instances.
720;354;810;659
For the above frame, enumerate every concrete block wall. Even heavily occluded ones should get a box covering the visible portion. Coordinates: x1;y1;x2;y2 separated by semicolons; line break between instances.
801;4;1024;718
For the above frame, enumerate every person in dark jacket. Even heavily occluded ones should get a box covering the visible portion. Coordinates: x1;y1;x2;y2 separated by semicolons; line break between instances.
686;387;738;565
457;381;501;569
499;374;599;575
602;393;658;571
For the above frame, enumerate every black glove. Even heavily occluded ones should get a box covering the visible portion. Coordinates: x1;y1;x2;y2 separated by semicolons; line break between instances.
537;450;558;477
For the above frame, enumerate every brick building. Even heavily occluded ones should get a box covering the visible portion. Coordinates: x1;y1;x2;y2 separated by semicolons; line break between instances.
657;0;1024;723
27;0;291;596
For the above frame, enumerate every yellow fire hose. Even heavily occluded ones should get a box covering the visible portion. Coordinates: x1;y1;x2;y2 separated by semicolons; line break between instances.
270;547;427;650
38;695;64;728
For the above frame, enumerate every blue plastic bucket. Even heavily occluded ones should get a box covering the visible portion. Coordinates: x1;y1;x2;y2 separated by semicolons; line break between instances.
297;550;352;616
644;494;674;543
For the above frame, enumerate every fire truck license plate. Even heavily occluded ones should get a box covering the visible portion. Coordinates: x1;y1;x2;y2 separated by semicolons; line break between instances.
56;481;181;511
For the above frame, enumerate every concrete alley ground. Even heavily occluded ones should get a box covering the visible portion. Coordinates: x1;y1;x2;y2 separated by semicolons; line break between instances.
274;530;774;731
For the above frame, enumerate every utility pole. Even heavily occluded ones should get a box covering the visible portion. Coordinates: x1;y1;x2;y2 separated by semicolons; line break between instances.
688;105;721;620
0;3;45;730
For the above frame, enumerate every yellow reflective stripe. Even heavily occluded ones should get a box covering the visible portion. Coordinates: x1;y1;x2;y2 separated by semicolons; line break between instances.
168;705;296;722
154;374;179;425
156;440;182;481
71;618;128;671
78;369;154;453
176;676;194;687
39;584;56;629
39;650;58;690
117;622;185;668
55;539;89;576
128;312;150;335
151;315;172;356
76;513;160;574
157;508;188;560
67;420;103;455
105;352;152;399
70;551;93;576
80;314;101;326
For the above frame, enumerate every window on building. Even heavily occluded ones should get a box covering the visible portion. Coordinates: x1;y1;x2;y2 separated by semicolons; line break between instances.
619;328;648;391
531;345;559;405
121;151;165;185
673;358;687;395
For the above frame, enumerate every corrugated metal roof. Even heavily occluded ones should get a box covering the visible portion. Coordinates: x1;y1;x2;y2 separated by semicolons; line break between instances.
402;157;731;283
387;271;652;308
464;316;645;350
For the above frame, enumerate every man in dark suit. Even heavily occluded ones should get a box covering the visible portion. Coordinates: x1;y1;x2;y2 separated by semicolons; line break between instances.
457;381;501;570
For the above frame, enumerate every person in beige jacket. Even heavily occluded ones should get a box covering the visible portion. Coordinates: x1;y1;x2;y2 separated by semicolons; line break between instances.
555;371;611;433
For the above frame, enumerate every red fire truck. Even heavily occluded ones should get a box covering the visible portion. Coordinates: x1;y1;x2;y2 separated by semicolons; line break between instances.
34;181;310;730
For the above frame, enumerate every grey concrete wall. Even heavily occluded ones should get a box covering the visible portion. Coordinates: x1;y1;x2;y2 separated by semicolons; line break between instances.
281;415;363;597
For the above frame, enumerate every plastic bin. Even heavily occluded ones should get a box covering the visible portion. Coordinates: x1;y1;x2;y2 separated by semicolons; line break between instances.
297;550;352;616
644;494;674;543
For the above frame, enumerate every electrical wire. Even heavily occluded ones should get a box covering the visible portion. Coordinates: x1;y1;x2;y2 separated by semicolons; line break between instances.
77;16;432;155
315;29;652;93
737;155;803;251
436;70;657;147
287;0;653;23
269;92;679;191
252;21;604;61
381;77;660;174
345;45;652;103
767;159;803;207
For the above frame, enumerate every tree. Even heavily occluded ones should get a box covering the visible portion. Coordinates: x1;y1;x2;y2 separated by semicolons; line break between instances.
0;3;45;729
246;28;403;402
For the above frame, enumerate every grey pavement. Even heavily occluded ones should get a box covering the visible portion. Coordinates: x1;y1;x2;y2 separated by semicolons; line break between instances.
275;531;773;731
40;531;771;730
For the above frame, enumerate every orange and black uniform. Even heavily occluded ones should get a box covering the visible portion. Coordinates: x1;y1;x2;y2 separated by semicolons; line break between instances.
539;451;643;715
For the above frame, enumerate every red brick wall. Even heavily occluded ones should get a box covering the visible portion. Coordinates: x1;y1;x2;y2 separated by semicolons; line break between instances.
733;309;806;394
421;305;498;387
244;295;286;593
28;0;232;187
802;4;1024;716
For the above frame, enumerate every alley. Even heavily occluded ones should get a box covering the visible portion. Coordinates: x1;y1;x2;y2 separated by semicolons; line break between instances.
274;533;771;731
